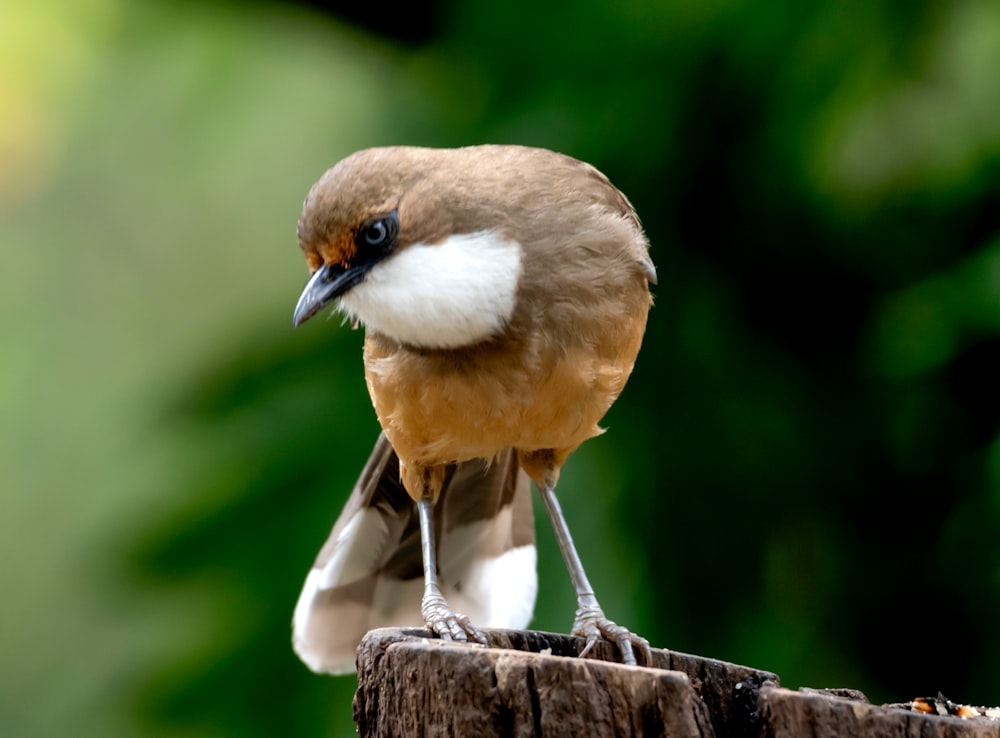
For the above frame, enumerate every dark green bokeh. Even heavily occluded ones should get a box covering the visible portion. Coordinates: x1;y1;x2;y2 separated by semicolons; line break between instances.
4;1;999;736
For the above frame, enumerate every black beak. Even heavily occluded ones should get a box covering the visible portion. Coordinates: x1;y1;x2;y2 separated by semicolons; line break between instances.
292;262;367;327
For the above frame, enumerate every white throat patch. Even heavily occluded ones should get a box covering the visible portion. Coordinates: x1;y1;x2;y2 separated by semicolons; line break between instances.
338;231;523;349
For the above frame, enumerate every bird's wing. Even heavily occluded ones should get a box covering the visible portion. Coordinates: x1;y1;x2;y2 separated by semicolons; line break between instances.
292;432;536;674
557;151;658;286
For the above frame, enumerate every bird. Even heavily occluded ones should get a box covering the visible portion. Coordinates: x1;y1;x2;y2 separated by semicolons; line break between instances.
290;144;656;674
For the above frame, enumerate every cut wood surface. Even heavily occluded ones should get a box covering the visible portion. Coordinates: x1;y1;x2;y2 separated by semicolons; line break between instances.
353;628;1000;737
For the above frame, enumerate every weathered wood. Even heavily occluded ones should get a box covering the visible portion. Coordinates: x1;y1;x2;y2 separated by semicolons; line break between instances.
759;687;1000;738
354;628;776;737
353;628;1000;737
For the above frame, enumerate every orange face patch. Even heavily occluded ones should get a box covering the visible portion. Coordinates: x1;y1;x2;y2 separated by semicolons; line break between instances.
320;231;357;270
301;231;356;273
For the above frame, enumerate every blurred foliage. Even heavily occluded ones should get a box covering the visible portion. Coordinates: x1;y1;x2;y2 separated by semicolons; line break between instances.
3;0;1000;736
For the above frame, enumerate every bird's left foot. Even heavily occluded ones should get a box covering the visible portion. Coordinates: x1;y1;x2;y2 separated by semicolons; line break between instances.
572;603;652;667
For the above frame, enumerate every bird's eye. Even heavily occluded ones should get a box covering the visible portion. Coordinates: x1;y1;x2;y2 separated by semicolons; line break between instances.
358;212;398;251
361;221;387;246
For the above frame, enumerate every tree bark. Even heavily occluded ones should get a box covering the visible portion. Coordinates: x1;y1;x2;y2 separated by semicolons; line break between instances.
353;628;1000;737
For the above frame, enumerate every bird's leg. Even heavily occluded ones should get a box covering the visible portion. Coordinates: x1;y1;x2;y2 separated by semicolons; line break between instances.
416;495;488;645
537;481;652;667
404;461;486;644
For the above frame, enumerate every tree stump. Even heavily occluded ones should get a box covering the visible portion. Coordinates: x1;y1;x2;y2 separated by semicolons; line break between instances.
353;628;1000;737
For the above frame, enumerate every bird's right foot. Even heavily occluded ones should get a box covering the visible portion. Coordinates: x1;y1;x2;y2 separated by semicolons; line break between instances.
421;591;488;645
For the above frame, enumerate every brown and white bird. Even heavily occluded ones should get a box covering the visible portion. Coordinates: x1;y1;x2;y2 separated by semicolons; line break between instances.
290;145;655;674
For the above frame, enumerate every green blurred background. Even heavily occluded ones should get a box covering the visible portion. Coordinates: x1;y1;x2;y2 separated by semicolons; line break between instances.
3;0;1000;736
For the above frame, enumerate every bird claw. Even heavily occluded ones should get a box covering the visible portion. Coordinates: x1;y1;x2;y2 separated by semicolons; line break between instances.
572;603;652;667
422;592;488;645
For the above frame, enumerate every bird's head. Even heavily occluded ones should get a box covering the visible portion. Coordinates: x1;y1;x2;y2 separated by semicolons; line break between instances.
293;145;655;351
292;146;526;350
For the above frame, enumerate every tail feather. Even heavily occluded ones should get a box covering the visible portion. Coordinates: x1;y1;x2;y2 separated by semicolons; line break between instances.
292;433;537;674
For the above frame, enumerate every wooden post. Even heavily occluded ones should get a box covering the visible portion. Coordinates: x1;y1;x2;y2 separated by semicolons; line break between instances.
353;628;1000;737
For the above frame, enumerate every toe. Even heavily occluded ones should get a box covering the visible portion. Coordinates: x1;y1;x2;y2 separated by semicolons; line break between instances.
618;638;636;666
448;621;466;641
578;632;599;659
635;636;653;666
